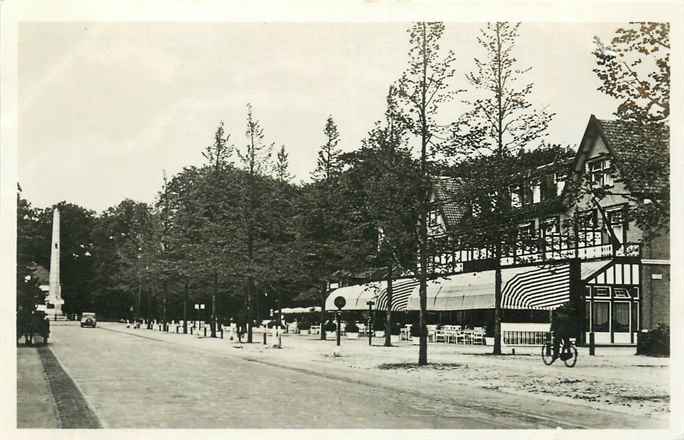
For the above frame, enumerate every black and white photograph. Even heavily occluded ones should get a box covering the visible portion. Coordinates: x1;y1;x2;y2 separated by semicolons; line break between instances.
3;0;681;434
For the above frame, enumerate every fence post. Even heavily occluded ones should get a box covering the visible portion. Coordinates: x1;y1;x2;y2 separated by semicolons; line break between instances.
589;332;595;356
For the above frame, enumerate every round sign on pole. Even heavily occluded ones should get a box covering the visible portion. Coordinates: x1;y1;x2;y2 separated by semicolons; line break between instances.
334;296;346;310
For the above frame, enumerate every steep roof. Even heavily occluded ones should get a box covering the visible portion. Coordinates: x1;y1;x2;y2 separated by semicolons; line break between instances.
594;117;669;195
432;177;467;228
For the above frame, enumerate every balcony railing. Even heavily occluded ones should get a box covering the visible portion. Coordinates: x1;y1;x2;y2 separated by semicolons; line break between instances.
427;241;641;275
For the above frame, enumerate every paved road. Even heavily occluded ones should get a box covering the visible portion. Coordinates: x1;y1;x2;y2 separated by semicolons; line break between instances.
35;323;664;429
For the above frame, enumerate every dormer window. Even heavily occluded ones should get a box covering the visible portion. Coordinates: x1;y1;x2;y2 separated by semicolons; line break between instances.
587;159;613;187
428;209;439;227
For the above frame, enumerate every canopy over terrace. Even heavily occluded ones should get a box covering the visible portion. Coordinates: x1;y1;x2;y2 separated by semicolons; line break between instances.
406;271;495;311
324;281;386;311
406;263;571;311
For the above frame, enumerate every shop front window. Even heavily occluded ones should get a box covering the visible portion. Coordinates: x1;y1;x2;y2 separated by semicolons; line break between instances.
592;302;610;332
612;302;630;332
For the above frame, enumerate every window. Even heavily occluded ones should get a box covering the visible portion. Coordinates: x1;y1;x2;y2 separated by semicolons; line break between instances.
579;210;598;229
531;181;541;204
607;208;625;244
592;302;610;332
517;222;536;254
587;159;613;187
554;172;567;196
612;302;630;332
613;288;630;298
594;286;610;297
542;217;560;236
428;210;439;227
578;209;601;247
510;186;521;208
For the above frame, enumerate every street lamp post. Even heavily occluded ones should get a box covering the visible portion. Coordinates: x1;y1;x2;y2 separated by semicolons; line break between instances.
367;300;375;346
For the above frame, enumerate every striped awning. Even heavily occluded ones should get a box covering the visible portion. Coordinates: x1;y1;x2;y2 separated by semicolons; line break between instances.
501;264;570;310
375;278;420;311
406;272;495;311
324;282;385;311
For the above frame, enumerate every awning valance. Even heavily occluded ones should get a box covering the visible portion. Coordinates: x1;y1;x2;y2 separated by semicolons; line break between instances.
406;271;495;311
501;264;570;310
324;282;385;311
280;306;322;314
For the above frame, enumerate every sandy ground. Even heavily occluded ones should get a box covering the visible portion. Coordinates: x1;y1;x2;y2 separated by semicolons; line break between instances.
200;327;670;417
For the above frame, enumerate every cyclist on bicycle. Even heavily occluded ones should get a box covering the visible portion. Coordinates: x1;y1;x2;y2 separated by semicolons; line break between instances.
550;302;576;360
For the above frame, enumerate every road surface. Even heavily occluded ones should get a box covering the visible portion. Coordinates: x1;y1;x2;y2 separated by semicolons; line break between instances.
20;322;667;429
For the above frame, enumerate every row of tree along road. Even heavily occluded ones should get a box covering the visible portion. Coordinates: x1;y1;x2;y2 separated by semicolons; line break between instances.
17;22;669;363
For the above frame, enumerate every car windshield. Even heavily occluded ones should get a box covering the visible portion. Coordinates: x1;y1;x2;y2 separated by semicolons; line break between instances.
82;313;96;318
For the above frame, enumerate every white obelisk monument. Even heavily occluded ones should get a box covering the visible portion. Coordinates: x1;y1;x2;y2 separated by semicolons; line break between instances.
46;207;65;319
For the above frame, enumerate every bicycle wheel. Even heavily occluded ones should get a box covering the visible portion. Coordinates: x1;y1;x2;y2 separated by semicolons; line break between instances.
563;344;578;368
541;343;555;365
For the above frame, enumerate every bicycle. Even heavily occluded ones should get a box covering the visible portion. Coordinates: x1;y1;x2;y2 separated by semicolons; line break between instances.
541;335;578;368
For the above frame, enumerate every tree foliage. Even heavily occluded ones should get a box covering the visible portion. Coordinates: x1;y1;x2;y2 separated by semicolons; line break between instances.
593;22;670;124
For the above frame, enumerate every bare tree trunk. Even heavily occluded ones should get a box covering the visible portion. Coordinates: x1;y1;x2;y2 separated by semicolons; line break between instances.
320;283;327;340
162;282;167;331
183;281;188;334
211;271;217;338
384;265;393;347
247;279;254;343
418;21;429;366
493;264;503;355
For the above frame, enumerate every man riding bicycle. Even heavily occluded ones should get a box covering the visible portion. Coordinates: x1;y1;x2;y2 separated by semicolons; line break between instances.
550;302;576;360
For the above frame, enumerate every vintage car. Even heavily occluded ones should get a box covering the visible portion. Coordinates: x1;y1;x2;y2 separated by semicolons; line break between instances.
80;312;97;328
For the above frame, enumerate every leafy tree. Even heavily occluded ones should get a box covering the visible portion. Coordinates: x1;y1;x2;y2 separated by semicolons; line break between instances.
16;187;46;323
90;199;155;320
343;87;421;346
593;22;669;124
237;104;274;342
450;22;554;355
395;21;459;365
592;23;670;240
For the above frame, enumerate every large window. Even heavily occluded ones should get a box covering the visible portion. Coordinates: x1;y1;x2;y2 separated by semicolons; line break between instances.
588;159;614;187
592;302;610;332
612;302;630;332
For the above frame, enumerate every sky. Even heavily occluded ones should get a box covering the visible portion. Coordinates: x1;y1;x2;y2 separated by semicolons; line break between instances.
18;22;623;213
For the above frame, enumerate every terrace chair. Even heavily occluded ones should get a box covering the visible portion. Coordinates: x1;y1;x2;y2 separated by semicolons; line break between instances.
472;327;485;345
434;327;447;343
426;325;438;343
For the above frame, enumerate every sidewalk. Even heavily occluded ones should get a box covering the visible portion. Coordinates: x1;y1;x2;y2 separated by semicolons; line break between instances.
100;322;670;422
17;344;59;428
